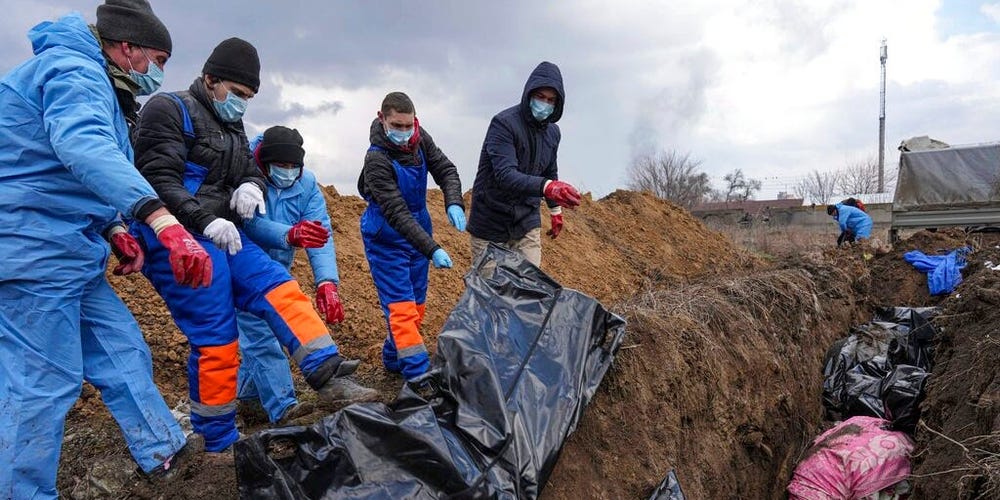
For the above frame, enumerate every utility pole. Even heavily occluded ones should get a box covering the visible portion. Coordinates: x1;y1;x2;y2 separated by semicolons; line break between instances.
878;38;887;193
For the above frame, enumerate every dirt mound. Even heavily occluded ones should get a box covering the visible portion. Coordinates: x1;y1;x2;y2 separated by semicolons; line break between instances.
57;188;754;497
867;228;969;308
545;266;867;499
911;238;1000;498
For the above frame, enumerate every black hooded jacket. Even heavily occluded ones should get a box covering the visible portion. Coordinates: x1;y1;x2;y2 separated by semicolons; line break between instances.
467;61;564;242
134;78;265;233
357;118;464;257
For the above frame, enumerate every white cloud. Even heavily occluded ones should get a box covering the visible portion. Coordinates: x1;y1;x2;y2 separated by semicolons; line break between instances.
982;2;1000;24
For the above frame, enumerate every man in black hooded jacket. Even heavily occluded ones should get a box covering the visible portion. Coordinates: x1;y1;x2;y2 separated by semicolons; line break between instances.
467;61;582;267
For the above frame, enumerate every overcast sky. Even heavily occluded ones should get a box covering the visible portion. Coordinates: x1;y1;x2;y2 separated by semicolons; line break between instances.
4;0;1000;199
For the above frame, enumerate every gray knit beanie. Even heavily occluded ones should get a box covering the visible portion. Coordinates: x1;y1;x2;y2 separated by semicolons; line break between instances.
96;0;172;54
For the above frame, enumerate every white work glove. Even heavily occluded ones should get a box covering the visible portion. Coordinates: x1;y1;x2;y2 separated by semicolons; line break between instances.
203;218;242;255
230;182;265;219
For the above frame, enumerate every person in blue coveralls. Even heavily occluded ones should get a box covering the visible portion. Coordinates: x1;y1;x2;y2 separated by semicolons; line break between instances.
236;126;346;425
131;38;377;454
358;92;465;383
0;1;215;496
467;61;582;267
827;203;873;246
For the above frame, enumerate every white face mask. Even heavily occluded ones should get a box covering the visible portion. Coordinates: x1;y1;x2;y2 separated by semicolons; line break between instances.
269;165;301;188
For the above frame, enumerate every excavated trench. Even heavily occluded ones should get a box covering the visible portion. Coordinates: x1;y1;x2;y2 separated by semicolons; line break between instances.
56;191;920;499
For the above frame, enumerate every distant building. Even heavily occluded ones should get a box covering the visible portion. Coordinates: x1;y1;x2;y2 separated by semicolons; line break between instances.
776;191;795;200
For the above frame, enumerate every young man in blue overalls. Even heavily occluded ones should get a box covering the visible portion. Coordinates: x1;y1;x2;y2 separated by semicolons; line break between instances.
358;92;465;382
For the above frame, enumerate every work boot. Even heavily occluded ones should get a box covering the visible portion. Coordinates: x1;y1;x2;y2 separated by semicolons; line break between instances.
145;433;205;482
306;355;377;403
317;376;379;404
274;401;316;427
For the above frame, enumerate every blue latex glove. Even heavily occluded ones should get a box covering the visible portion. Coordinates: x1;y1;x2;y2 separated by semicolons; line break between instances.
446;204;466;232
431;248;453;269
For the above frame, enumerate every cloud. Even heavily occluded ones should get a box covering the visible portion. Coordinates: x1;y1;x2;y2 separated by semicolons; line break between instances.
5;0;1000;199
982;2;1000;24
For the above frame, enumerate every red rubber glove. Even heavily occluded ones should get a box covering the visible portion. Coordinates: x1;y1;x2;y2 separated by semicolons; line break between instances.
110;232;144;275
547;214;564;239
287;220;329;248
157;224;213;288
315;281;345;324
543;180;582;209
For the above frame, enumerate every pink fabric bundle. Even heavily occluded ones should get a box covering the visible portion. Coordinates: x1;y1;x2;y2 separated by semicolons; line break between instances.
788;416;914;499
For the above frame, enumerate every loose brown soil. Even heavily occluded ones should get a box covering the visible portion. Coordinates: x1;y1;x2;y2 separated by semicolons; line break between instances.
54;187;998;499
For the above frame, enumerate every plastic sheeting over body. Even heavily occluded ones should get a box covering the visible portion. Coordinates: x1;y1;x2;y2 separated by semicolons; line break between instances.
234;244;626;499
648;470;685;500
822;307;936;423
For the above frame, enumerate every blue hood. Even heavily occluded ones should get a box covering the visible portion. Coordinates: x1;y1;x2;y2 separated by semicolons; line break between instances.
28;13;103;67
520;61;565;124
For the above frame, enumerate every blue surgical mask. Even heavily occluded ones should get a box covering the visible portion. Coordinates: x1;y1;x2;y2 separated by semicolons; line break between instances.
213;89;248;123
269;165;301;188
128;48;164;96
530;98;555;121
385;127;413;146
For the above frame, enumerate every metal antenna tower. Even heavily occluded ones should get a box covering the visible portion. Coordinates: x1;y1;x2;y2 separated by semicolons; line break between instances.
878;38;887;193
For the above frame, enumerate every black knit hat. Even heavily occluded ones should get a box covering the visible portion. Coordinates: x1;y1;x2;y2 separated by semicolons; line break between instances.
96;0;172;54
260;126;305;165
202;38;260;92
826;205;837;216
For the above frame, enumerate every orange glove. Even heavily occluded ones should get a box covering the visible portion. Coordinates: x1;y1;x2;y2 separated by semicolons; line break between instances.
110;231;144;275
316;281;345;324
547;213;564;239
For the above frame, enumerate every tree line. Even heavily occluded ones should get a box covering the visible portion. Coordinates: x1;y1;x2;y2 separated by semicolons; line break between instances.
626;149;893;209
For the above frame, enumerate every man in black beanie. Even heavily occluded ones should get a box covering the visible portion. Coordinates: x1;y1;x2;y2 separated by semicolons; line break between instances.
94;0;174;128
0;1;214;496
132;38;377;455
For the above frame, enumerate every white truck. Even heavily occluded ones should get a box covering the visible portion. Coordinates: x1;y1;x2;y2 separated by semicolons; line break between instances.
890;137;1000;241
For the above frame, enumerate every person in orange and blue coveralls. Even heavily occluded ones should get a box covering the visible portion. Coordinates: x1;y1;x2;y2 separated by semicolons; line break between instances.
358;92;465;382
131;37;376;453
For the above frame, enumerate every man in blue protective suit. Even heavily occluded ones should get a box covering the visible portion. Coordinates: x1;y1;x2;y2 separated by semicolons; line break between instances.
359;92;465;382
133;38;377;454
468;61;582;267
0;1;215;497
236;126;346;425
827;203;874;246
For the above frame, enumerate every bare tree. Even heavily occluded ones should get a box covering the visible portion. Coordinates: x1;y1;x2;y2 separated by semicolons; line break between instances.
722;169;762;202
838;157;880;195
705;189;727;202
626;150;712;209
794;170;840;204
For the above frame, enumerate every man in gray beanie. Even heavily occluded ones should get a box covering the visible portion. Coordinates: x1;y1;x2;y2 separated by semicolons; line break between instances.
0;1;212;497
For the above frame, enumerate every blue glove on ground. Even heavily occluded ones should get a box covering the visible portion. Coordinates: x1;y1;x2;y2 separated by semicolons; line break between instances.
431;248;453;269
446;205;466;232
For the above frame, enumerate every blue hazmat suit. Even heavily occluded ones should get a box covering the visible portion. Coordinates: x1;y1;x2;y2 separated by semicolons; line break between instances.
236;134;340;422
903;249;969;295
833;203;873;239
0;13;186;498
